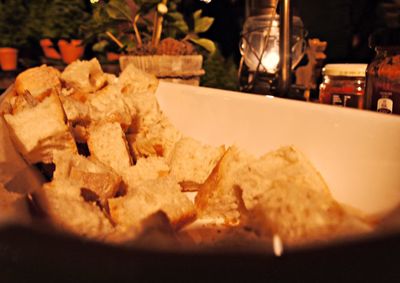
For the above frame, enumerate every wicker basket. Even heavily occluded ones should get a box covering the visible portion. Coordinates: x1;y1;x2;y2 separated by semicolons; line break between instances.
119;55;205;86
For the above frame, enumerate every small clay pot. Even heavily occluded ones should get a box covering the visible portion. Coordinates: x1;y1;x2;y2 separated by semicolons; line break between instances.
40;39;61;60
0;47;18;71
58;39;84;64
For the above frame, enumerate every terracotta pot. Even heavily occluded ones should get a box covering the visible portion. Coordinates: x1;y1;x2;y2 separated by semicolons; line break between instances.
40;39;61;60
106;52;121;62
58;39;84;64
0;47;18;71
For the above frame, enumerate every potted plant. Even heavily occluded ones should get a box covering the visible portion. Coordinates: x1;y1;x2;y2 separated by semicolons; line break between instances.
82;0;135;63
0;0;29;71
87;0;216;85
39;0;90;64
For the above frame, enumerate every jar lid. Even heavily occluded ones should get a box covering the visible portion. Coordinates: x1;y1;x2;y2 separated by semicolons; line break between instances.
323;64;367;77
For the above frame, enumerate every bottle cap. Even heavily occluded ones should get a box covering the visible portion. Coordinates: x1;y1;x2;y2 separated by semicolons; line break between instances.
323;64;367;77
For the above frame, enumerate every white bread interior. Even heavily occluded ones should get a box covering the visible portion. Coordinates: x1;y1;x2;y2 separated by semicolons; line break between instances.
128;113;182;160
168;137;225;191
34;180;113;240
61;58;107;94
236;146;331;211
15;65;61;101
108;176;196;232
119;64;160;133
87;122;132;174
3;93;77;164
53;152;121;202
195;146;256;225
121;156;170;187
241;177;373;245
119;64;159;96
87;83;134;131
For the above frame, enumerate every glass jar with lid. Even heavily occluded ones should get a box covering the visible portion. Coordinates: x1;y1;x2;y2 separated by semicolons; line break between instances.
319;64;367;108
365;29;400;114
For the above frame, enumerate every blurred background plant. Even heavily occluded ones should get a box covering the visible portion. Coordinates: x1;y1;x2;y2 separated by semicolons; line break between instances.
201;49;238;91
0;0;29;48
41;0;91;40
82;0;135;55
0;0;238;90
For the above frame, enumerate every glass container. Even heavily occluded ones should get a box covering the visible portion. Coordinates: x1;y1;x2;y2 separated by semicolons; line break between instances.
319;64;367;109
365;29;400;114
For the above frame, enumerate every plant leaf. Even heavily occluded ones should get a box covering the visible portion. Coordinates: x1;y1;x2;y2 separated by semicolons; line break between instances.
174;20;189;34
92;40;109;52
194;16;214;34
106;0;132;21
189;38;216;54
193;10;202;20
168;12;184;21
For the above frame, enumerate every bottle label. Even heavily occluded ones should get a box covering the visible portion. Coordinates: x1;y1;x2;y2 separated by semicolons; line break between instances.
377;95;393;114
331;93;361;108
368;77;400;114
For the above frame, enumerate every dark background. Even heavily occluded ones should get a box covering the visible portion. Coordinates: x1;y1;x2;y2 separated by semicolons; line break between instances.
184;0;396;64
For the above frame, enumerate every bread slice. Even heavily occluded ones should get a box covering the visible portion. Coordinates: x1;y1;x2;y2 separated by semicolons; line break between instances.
119;64;160;133
0;184;31;226
236;146;330;211
60;81;136;142
3;93;77;164
108;176;196;232
61;58;107;95
119;64;159;95
88;83;134;132
34;180;113;240
59;95;90;124
129;114;182;160
195;146;256;225
53;152;121;202
87;122;132;174
121;156;170;188
15;65;61;101
121;89;161;135
241;177;373;246
168;137;225;191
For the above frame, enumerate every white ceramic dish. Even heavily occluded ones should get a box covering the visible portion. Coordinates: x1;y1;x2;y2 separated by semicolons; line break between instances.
155;82;400;216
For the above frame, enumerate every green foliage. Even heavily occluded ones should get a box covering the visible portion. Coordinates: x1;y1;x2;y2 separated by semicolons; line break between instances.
130;1;215;53
25;0;48;41
0;0;29;47
167;12;188;33
201;48;239;91
106;0;133;21
0;0;91;46
181;10;216;54
189;37;216;54
82;0;134;53
84;0;215;55
193;10;213;34
41;0;90;39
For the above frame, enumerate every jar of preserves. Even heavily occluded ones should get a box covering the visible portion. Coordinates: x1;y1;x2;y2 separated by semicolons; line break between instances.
319;64;367;108
365;29;400;114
